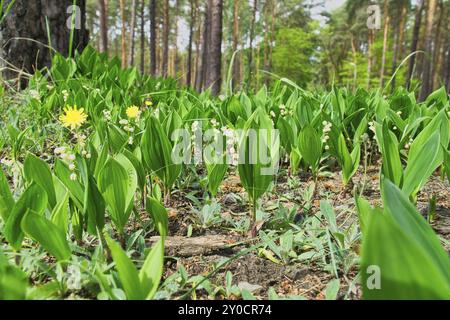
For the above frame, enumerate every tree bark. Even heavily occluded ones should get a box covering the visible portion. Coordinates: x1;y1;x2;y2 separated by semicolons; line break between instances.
99;0;108;54
187;0;197;87
1;0;89;87
247;0;258;87
406;0;425;90
391;3;407;91
140;0;145;74
205;0;223;96
119;0;127;68
199;1;211;91
232;0;240;90
129;0;137;66
162;0;169;77
419;0;438;101
380;0;390;88
149;0;157;76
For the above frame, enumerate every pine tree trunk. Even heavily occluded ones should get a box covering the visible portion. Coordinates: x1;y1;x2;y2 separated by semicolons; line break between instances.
1;0;89;87
232;0;240;90
129;0;137;66
247;0;257;87
406;0;425;90
162;0;169;77
194;13;203;91
380;0;390;88
140;0;145;74
99;0;108;54
149;0;157;76
432;0;445;90
391;3;407;91
205;0;223;96
187;0;197;87
367;29;374;89
200;1;211;91
419;0;438;101
119;0;127;68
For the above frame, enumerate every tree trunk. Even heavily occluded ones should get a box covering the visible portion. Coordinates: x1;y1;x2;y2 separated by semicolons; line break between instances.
419;0;438;101
173;0;179;78
140;0;145;74
119;0;127;68
149;0;157;76
406;0;425;90
232;0;240;90
162;0;169;77
1;0;89;87
367;29;374;89
194;11;203;91
432;0;445;90
99;0;108;54
391;3;407;91
380;0;390;88
205;0;223;96
129;0;137;66
200;1;211;91
187;0;197;87
247;0;258;88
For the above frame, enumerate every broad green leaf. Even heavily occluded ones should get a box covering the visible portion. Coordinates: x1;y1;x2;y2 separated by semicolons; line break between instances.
382;179;450;283
51;192;69;233
106;235;143;300
145;198;168;237
139;238;165;300
0;168;14;221
98;158;135;234
4;184;48;250
403;132;441;197
297;125;322;173
23;154;56;209
361;211;450;300
21;210;71;262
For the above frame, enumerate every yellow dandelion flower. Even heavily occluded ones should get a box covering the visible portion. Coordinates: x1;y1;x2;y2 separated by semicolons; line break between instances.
59;106;87;129
126;106;141;119
144;99;153;107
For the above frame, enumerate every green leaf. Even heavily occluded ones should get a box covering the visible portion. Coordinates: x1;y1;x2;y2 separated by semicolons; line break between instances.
21;210;71;262
139;238;165;300
0;252;28;300
23;154;56;209
141;116;181;189
297;125;322;173
4;184;48;250
145;198;168;237
98;157;136;234
403;131;441;197
238;109;277;209
0;168;14;221
106;235;143;300
382;179;450;283
361;211;450;300
50;192;69;233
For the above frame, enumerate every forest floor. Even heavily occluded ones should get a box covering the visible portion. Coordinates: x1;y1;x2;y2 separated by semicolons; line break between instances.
135;164;450;300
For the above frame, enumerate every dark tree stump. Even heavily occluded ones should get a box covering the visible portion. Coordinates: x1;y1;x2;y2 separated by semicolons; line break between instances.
0;0;89;87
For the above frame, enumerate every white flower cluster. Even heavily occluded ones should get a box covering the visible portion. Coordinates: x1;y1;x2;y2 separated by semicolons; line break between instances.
0;158;13;167
62;90;69;102
29;90;40;100
322;121;332;145
103;109;112;121
221;126;239;165
405;137;414;150
55;146;86;181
